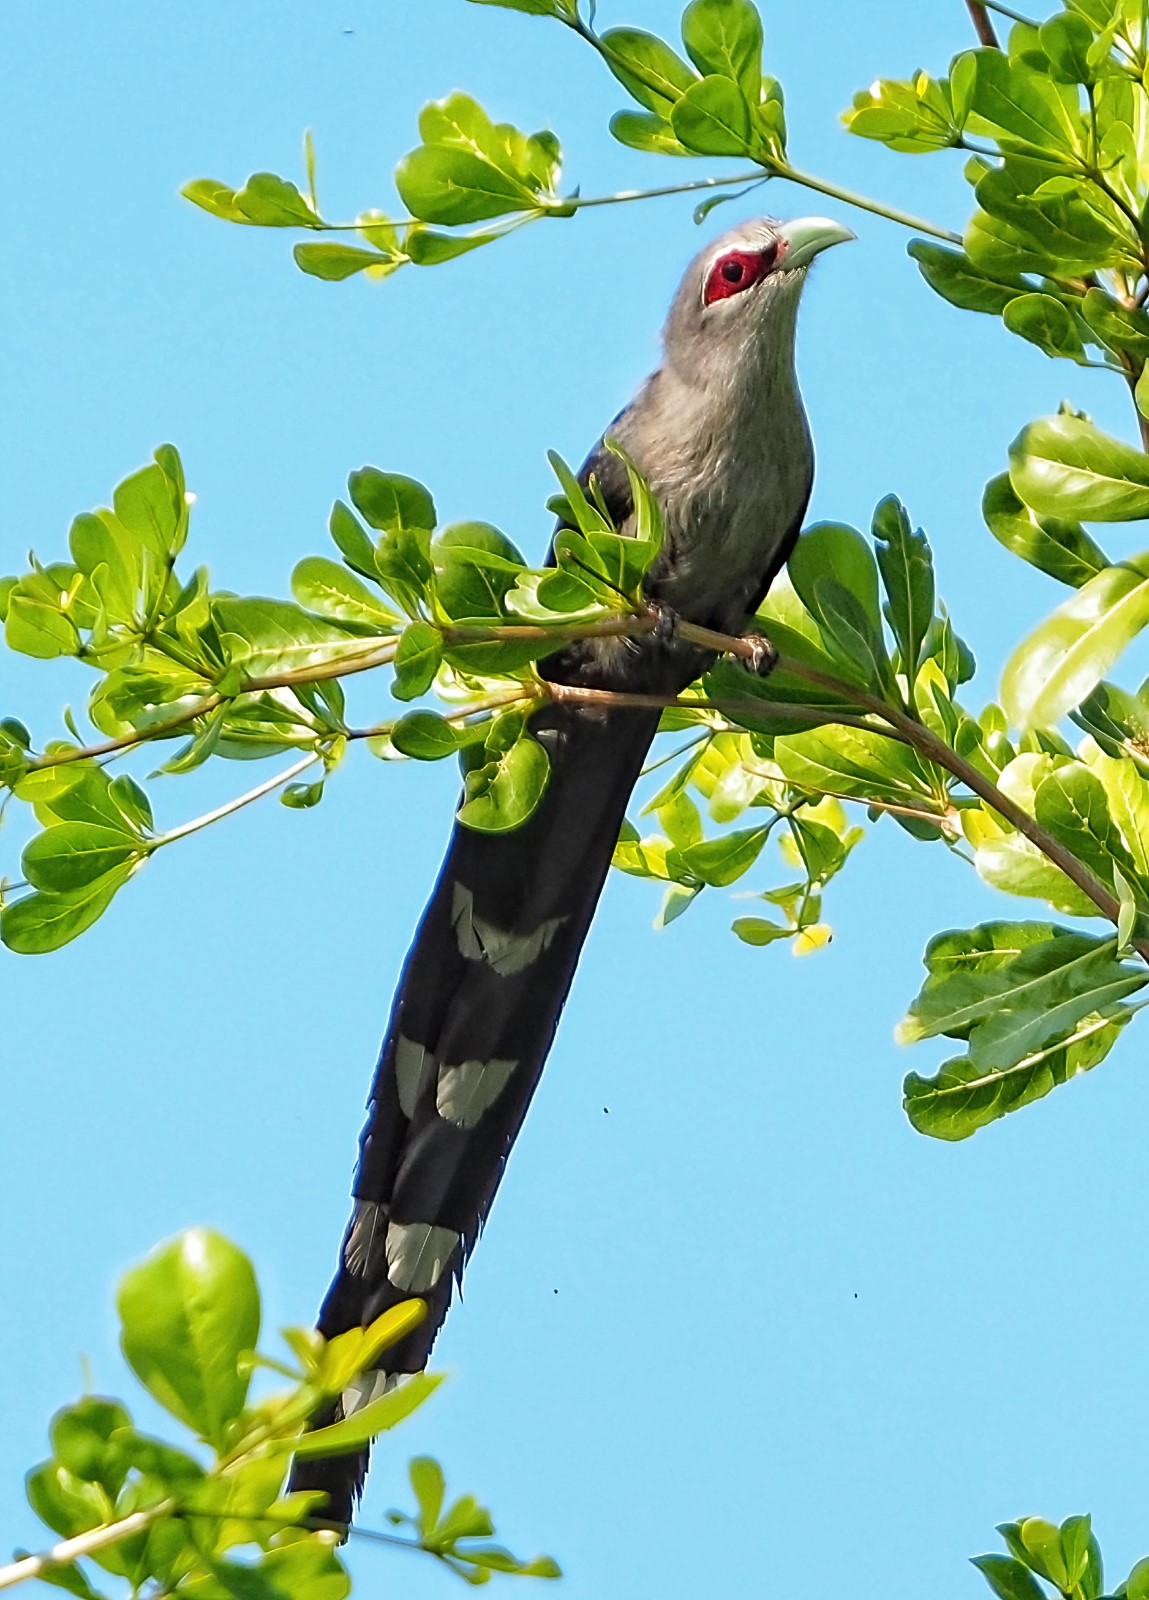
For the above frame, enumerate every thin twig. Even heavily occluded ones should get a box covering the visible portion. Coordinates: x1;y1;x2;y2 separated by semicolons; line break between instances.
14;606;1141;961
0;1504;173;1591
964;0;1001;47
546;679;914;744
981;0;1037;24
154;753;322;846
774;164;963;245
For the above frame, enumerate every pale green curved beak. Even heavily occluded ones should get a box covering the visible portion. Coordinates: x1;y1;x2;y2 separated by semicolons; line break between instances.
778;216;856;270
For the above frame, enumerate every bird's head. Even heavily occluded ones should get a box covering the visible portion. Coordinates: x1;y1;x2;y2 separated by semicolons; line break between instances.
663;214;854;382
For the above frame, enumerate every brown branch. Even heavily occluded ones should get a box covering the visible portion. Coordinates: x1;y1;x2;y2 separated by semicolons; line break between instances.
603;620;1147;960
965;0;1000;46
16;607;1145;962
545;680;915;745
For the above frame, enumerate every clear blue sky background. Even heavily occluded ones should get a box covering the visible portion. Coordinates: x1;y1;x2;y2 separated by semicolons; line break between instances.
4;2;1149;1596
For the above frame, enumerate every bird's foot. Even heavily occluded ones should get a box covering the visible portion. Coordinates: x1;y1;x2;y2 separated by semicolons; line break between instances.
736;631;778;679
643;600;680;645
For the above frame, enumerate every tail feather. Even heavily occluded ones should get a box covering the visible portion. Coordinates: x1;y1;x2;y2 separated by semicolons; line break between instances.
288;693;664;1525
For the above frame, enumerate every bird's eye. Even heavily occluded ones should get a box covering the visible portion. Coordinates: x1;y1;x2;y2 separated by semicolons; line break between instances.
703;244;778;306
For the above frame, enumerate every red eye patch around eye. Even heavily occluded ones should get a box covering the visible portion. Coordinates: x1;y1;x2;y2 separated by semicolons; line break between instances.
703;244;778;306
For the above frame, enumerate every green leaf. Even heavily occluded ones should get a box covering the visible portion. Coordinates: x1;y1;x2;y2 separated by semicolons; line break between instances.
1;869;131;955
774;724;940;807
393;96;559;228
1058;1514;1095;1593
433;522;525;621
1072;678;1149;775
292;1373;444;1457
328;499;379;580
845;72;967;153
904;1012;1126;1139
457;728;550;832
1082;736;1149;877
392;621;443;701
181;177;245;222
117;1229;259;1449
599;28;698;112
113;457;185;559
5;576;83;659
390;711;462;760
609;110;688;155
50;1398;132;1496
293;242;394;281
22;822;140;894
251;1544;350;1600
680;0;763;100
23;1555;109;1599
899;921;1059;1036
396;144;538;225
1015;1519;1070;1588
970;1553;1053;1600
669;74;753;156
291;556;399;629
1039;11;1096;81
349;468;436;535
109;774;153;834
1079;287;1149;359
967;157;1131;279
232;171;319;227
409;1456;446;1532
906;240;1026;316
25;1462;106;1540
1003;291;1087;360
786;522;893;689
1001;560;1149;727
374;527;435;619
731;915;792;945
675;824;768;886
405;225;505;265
982;473;1108;588
967;48;1082;155
1009;413;1149;522
872;495;934;679
281;778;324;809
1034;760;1140;890
211;597;359;680
900;923;1144;1069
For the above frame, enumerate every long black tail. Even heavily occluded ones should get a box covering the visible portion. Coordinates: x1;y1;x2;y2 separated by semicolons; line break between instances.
288;689;664;1523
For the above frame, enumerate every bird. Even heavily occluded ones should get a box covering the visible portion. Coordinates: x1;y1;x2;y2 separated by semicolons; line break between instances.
289;214;853;1524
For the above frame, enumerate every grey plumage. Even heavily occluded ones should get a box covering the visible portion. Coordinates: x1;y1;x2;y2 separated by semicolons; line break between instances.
288;215;851;1525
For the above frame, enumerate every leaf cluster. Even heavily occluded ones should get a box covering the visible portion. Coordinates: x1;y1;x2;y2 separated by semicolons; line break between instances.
16;1228;556;1596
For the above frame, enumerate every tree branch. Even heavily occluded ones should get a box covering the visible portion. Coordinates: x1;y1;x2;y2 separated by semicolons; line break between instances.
964;0;1001;47
14;606;1142;961
0;1504;172;1591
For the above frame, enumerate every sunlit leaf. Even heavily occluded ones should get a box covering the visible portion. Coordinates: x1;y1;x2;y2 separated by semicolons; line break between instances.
1010;414;1149;522
117;1230;259;1450
1001;560;1149;727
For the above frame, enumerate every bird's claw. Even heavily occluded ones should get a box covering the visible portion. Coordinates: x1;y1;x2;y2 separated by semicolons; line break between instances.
645;601;680;645
738;631;778;678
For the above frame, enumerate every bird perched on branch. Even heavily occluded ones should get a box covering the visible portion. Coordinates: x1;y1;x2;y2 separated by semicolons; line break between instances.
289;214;853;1524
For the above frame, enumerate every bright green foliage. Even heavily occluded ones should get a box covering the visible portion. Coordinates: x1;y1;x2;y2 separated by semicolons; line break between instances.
972;1513;1115;1600
387;1457;563;1583
900;922;1143;1138
17;1228;557;1595
14;0;1149;1592
16;2;1149;1164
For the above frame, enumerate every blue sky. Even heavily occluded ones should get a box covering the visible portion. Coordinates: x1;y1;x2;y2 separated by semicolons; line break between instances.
4;1;1149;1595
